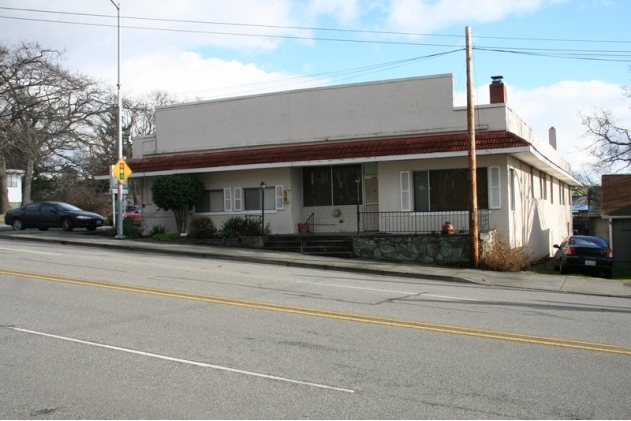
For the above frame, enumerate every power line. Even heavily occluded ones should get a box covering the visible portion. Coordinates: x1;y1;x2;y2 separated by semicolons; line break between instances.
474;47;631;62
1;5;630;45
2;13;630;62
0;15;463;48
175;50;463;99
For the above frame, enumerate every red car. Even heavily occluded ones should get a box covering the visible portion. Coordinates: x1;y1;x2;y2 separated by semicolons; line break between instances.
108;205;143;226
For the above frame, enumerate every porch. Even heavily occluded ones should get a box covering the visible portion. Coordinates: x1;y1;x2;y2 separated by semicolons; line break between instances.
297;210;491;235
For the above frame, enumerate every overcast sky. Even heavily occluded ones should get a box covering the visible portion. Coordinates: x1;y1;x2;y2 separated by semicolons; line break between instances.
1;0;629;175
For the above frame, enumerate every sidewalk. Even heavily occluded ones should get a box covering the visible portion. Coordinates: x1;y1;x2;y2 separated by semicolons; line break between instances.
3;229;630;299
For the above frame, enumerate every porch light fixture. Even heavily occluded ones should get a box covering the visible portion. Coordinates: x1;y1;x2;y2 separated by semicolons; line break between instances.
260;181;266;234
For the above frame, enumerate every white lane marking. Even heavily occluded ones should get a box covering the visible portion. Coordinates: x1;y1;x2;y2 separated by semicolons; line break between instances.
295;281;481;301
0;247;59;256
11;327;354;394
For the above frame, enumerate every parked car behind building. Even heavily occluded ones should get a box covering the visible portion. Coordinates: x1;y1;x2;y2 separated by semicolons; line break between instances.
553;235;614;278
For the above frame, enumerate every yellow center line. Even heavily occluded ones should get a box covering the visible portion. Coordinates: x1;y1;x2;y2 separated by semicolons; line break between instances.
2;268;631;356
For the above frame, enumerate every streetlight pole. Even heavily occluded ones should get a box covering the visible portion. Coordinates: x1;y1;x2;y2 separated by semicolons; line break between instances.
260;181;266;234
110;0;124;239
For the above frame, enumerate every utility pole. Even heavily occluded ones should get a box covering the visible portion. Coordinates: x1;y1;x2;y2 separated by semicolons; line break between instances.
110;0;125;239
466;26;479;268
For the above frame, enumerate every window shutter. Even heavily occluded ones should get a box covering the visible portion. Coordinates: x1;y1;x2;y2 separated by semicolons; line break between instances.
275;185;284;210
233;187;242;211
489;166;501;209
223;188;232;212
400;171;411;211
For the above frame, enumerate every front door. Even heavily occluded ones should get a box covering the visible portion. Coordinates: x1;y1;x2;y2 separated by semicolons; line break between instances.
364;176;379;231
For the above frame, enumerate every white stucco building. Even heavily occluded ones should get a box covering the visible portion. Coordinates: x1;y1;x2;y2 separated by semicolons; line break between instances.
7;169;23;208
119;73;579;260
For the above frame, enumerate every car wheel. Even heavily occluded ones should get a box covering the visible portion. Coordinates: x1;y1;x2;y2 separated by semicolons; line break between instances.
553;259;559;271
604;269;613;279
61;217;74;232
559;260;568;274
12;218;25;231
38;227;49;231
87;226;97;232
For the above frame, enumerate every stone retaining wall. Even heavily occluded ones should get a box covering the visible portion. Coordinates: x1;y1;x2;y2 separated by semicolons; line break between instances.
353;231;496;265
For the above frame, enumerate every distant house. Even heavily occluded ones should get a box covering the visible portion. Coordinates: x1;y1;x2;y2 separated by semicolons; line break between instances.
101;73;580;260
6;169;23;208
587;186;608;239
600;175;631;269
571;194;589;234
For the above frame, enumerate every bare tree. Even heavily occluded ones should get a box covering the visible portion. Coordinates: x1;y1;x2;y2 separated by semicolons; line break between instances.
0;155;7;213
84;90;177;171
0;41;106;205
125;90;176;142
580;75;631;174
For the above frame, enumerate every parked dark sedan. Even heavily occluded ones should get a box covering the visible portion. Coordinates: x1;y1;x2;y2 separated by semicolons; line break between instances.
553;235;614;278
5;201;105;232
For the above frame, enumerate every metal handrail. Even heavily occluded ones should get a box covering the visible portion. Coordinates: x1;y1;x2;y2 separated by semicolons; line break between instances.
357;210;491;233
300;213;315;253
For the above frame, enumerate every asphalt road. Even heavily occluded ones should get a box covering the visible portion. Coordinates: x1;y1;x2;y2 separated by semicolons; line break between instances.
1;238;630;419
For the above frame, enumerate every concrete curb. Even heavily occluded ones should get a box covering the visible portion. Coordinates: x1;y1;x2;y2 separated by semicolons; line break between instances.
3;231;630;298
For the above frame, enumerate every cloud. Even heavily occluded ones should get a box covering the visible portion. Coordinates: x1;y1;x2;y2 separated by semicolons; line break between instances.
110;51;324;101
509;80;628;171
383;0;566;33
305;0;362;23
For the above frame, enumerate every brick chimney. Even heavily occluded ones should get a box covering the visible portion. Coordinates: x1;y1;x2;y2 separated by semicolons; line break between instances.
489;75;507;104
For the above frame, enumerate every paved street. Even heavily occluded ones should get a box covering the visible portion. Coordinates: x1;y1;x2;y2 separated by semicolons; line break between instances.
1;236;630;419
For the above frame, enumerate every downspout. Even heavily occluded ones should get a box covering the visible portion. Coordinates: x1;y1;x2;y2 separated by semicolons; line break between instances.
608;218;613;250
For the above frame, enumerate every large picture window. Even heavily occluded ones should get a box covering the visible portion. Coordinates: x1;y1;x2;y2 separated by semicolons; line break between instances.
412;168;489;212
303;165;362;207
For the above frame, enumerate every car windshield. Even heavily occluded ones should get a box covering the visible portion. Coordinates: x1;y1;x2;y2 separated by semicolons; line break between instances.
56;203;82;212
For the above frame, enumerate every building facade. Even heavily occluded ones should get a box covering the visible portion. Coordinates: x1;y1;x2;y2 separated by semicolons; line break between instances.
119;74;579;260
600;175;631;269
7;169;23;208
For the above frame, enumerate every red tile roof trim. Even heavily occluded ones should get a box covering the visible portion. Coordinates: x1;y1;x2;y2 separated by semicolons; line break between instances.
103;131;529;175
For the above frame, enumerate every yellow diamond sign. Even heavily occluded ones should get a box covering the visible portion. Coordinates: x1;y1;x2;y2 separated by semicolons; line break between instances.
112;158;132;184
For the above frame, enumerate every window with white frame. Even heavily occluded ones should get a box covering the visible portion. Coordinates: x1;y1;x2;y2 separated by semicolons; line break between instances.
7;173;18;188
195;189;225;212
195;186;283;213
489;166;501;209
244;187;275;211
